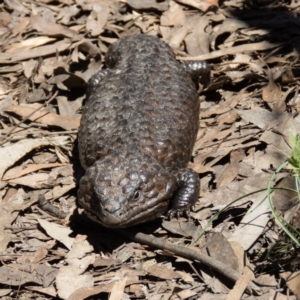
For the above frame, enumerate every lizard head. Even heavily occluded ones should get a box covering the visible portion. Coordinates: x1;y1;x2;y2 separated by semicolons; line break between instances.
78;153;177;228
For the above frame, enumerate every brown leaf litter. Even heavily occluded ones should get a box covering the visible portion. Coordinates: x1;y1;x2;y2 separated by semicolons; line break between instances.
0;0;300;299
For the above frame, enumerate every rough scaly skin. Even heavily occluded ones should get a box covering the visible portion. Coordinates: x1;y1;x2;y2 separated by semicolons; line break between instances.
78;35;210;228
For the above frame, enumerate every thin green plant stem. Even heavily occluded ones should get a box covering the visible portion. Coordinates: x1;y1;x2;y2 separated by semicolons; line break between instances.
248;185;300;214
191;188;269;246
191;185;300;246
267;161;300;246
295;176;300;200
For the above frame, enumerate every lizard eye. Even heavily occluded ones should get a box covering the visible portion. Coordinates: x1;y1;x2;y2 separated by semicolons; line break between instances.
106;55;116;68
133;190;141;201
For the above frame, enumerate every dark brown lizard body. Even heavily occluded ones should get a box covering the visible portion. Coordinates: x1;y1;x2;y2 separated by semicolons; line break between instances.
78;35;210;228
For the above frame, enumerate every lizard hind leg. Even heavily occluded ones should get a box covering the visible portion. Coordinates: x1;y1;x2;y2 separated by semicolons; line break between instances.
182;61;211;88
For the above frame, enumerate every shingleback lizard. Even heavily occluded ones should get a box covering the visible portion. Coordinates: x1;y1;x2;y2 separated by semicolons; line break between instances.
78;34;210;228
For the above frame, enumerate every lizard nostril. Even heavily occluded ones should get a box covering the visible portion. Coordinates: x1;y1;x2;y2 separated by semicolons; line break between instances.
103;200;120;214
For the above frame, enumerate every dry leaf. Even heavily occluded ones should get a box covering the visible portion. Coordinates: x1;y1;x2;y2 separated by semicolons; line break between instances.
280;271;300;299
0;189;30;252
86;3;110;36
0;40;72;63
26;286;57;298
0;264;57;286
56;235;95;299
5;105;80;130
5;37;56;53
0;138;53;179
262;68;281;103
179;41;280;61
31;15;78;38
206;233;239;272
38;219;74;250
3;163;69;180
126;0;169;11
146;265;182;280
7;173;51;189
216;149;245;188
161;1;186;26
185;15;210;56
228;190;271;250
110;273;128;300
67;283;115;300
226;265;254;300
0;11;12;27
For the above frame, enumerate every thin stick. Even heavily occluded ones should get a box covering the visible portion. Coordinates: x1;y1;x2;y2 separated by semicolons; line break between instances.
115;229;262;295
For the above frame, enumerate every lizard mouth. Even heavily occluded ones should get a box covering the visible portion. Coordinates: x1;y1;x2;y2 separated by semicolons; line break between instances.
82;199;169;228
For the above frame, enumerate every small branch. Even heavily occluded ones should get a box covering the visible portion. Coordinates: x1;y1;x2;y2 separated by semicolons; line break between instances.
115;229;261;295
38;194;68;219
